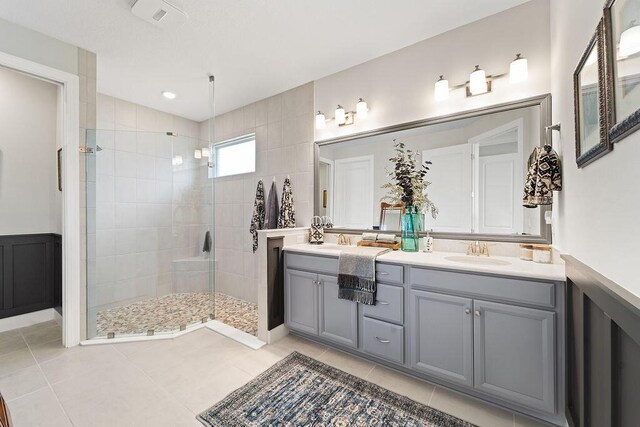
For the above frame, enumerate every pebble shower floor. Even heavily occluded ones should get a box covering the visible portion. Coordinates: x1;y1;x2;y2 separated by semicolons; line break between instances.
96;292;258;337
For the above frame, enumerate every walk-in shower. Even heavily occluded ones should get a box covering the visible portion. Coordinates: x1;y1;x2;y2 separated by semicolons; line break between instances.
84;77;259;340
85;129;216;338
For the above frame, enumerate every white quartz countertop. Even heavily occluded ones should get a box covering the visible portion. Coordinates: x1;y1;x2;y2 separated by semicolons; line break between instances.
284;243;565;282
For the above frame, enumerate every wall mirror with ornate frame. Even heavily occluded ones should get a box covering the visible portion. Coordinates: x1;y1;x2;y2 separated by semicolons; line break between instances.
604;0;640;143
573;18;613;167
314;94;552;244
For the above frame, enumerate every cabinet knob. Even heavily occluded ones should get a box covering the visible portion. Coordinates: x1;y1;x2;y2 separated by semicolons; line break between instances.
464;308;471;315
375;336;390;343
474;310;481;317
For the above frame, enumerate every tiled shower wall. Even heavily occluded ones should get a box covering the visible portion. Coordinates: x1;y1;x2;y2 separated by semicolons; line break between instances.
87;94;208;337
198;82;314;304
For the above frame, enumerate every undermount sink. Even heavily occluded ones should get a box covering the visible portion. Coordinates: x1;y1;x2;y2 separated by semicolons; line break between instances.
444;255;512;266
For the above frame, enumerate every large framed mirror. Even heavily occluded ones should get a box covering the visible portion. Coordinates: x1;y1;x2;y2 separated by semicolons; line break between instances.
314;94;552;243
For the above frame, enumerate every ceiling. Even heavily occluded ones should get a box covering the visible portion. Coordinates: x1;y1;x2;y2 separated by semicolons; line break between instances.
0;0;530;122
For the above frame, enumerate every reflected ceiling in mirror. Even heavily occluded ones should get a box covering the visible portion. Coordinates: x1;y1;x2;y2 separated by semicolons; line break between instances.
315;95;552;243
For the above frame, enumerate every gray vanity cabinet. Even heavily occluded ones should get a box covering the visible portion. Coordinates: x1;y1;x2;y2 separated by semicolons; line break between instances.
284;269;318;335
318;274;358;348
473;299;556;414
409;290;474;387
285;266;358;348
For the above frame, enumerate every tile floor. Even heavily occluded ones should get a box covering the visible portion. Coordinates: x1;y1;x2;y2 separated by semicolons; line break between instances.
0;321;547;427
96;292;258;337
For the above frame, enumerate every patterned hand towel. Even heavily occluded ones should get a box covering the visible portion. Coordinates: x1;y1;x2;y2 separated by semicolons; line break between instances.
249;180;265;253
265;180;279;230
523;145;562;208
338;247;390;305
278;176;296;228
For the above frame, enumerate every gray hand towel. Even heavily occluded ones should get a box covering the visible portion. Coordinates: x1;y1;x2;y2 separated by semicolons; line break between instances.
338;247;390;305
265;180;279;230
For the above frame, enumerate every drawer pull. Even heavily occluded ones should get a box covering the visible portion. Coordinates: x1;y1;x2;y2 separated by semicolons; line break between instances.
376;300;390;305
377;271;389;276
375;336;390;343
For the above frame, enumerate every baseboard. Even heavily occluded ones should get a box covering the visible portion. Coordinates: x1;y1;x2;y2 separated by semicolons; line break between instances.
0;308;59;333
206;320;266;349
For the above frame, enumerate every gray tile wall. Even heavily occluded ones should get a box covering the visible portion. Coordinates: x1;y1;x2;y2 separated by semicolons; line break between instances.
199;82;314;304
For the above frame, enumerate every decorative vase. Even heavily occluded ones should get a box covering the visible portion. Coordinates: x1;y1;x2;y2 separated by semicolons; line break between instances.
401;206;421;252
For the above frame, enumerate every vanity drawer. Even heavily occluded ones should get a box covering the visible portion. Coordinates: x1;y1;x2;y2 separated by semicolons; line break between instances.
410;267;555;309
286;253;338;275
361;317;404;364
362;284;404;324
376;263;404;284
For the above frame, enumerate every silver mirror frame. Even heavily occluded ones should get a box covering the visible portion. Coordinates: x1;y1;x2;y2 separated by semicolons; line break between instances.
314;94;553;244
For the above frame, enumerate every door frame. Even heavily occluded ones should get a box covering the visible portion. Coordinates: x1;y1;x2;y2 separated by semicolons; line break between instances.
333;155;374;229
318;157;334;220
469;118;524;235
0;51;81;347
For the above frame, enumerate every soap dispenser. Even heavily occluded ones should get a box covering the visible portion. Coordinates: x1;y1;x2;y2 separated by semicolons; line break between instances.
423;230;434;253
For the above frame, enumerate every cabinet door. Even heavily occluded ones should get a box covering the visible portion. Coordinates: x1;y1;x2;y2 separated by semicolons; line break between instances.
409;290;473;387
473;300;555;413
318;274;358;348
285;269;318;335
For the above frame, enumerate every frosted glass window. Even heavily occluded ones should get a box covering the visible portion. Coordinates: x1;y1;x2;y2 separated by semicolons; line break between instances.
214;134;256;177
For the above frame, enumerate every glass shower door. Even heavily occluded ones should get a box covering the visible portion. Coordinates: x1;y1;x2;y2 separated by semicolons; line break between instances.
85;129;215;339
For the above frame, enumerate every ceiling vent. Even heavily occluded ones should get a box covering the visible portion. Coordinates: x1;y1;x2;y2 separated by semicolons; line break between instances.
131;0;188;28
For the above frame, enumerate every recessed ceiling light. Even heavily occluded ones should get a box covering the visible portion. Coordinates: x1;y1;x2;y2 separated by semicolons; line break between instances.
162;91;176;99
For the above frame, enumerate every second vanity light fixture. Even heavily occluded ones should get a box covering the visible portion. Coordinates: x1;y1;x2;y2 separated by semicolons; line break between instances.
434;53;529;100
316;98;369;129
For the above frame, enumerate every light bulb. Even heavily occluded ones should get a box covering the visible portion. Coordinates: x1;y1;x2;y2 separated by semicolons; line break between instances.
356;98;368;118
509;54;529;84
162;91;176;99
315;111;326;129
335;105;346;125
469;65;488;95
619;24;640;57
201;147;211;158
194;149;202;159
434;75;450;101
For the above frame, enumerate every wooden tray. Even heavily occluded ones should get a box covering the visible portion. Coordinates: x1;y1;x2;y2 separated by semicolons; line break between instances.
357;240;401;250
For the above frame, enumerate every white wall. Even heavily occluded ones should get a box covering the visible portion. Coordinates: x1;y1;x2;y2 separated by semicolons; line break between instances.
315;0;550;141
551;1;640;297
0;66;60;235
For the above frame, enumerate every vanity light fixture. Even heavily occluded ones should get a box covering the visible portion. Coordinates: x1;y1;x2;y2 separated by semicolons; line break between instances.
619;22;640;57
317;98;369;129
162;91;177;99
335;105;346;125
194;149;202;159
509;54;529;84
469;65;488;96
356;98;369;118
434;75;450;101
201;147;211;158
435;53;530;101
315;111;326;129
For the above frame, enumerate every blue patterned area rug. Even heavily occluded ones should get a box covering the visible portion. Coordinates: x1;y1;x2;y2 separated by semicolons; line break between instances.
197;352;476;426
